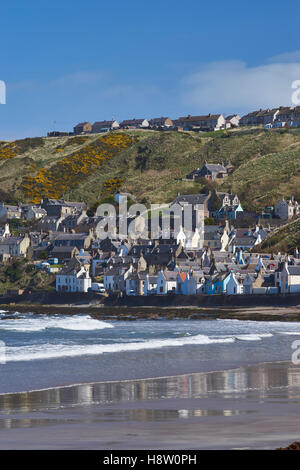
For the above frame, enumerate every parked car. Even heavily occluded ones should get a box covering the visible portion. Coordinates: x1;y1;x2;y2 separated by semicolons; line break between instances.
91;282;106;293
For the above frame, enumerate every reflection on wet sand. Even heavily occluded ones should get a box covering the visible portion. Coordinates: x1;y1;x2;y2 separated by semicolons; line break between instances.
1;362;300;448
0;408;257;430
1;362;300;417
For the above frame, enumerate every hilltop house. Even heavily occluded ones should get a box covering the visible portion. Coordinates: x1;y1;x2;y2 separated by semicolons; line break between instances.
273;107;294;127
119;119;149;129
91;120;119;133
73;122;92;135
239;108;279;126
148;117;173;128
239;110;260;126
225;115;240;128
292;106;300;127
186;163;228;180
175;114;225;131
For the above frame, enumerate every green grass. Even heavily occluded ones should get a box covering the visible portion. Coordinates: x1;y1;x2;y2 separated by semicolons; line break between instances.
2;127;300;211
0;260;55;294
258;218;300;253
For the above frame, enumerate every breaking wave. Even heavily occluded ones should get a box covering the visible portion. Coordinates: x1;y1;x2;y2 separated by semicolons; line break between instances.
0;314;114;332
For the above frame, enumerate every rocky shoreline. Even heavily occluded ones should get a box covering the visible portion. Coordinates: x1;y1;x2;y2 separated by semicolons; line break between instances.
1;290;300;321
2;302;300;322
278;442;300;450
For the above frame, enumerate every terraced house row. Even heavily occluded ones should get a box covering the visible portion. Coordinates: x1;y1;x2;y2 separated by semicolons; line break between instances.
63;105;300;137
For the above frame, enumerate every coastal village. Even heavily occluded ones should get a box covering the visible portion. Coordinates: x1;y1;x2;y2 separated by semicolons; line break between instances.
1;104;300;302
0;176;300;300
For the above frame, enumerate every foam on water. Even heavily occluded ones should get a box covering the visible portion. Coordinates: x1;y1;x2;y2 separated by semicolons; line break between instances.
278;331;300;335
1;313;300;365
0;314;114;332
235;333;273;341
5;334;235;362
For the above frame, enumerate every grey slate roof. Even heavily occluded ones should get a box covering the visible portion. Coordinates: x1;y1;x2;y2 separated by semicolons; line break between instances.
59;258;82;275
172;194;208;205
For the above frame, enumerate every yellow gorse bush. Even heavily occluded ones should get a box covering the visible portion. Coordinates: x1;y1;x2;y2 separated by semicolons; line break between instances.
22;133;136;203
0;142;17;159
0;137;45;160
103;177;123;193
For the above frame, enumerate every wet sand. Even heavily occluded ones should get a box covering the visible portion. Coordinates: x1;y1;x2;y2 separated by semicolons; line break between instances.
1;361;300;449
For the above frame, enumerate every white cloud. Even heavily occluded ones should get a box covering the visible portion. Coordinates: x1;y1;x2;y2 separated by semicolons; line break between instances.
267;50;300;64
52;71;105;87
181;57;300;114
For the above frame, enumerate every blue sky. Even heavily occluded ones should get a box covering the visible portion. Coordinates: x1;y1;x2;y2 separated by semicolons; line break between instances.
1;0;300;139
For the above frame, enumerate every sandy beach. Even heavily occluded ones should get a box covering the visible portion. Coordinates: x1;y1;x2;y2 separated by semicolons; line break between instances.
0;361;300;449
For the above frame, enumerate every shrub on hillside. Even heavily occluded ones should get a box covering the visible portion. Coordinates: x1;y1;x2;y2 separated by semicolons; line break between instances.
21;133;136;203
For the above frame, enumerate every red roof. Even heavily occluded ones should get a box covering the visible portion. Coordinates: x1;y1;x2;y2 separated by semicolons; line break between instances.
178;272;187;282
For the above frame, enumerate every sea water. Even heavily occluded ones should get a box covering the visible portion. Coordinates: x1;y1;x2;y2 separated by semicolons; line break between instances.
0;311;300;393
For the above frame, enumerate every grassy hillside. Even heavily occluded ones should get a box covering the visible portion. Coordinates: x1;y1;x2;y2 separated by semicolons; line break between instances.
0;259;55;294
257;218;300;253
1;127;300;209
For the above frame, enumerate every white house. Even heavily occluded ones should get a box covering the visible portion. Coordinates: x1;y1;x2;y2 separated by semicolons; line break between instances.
220;225;230;252
144;274;158;295
103;267;119;291
275;197;299;219
56;259;91;293
225;271;243;295
119;118;149;129
156;270;177;294
103;265;133;292
279;263;300;293
176;226;187;247
26;206;47;220
225;114;240;128
185;227;203;249
0;223;10;238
